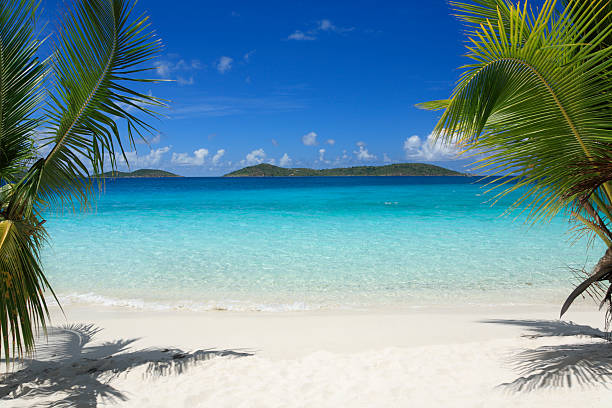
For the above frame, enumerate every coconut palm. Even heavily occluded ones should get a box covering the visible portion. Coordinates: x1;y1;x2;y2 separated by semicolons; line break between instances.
419;0;612;321
0;0;162;362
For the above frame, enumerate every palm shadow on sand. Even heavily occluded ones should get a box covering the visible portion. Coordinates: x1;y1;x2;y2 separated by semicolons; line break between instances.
0;324;253;407
483;319;612;391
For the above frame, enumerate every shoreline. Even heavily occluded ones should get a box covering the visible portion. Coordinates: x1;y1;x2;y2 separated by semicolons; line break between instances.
47;286;600;314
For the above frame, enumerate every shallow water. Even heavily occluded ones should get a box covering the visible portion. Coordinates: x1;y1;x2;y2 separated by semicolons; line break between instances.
41;176;604;311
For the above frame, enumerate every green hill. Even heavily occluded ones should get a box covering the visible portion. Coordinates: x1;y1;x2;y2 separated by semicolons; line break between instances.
224;163;464;177
98;169;180;178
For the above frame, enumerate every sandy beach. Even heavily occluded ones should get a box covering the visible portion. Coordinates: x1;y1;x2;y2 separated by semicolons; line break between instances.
2;304;611;407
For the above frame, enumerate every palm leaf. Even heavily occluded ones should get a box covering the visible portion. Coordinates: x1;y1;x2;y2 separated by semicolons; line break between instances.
0;0;45;185
0;0;164;364
0;217;54;363
424;0;612;224
12;0;164;215
420;0;612;318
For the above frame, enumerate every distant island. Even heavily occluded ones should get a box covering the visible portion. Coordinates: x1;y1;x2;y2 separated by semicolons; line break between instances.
97;169;180;178
224;163;464;177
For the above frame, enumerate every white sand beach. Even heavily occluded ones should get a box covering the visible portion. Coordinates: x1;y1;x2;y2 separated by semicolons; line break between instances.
3;304;612;407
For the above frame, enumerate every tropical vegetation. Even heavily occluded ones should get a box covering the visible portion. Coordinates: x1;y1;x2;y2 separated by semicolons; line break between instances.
420;0;612;322
0;0;162;362
98;169;179;178
224;163;464;177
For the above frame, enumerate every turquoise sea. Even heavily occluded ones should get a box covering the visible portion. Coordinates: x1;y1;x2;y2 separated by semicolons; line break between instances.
41;177;604;312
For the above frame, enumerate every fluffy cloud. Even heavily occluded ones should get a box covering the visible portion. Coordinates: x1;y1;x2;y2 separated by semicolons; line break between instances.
354;142;376;161
403;134;460;161
279;153;292;167
217;56;233;74
117;146;170;168
318;148;326;161
302;131;318;146
212;149;226;165
171;148;209;166
404;135;421;151
326;139;335;145
243;148;266;165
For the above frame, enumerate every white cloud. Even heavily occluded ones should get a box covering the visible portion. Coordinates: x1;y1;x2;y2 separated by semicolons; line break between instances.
118;146;170;168
403;134;460;161
242;148;266;165
403;135;421;151
279;153;292;167
288;30;316;41
217;56;233;74
383;153;393;163
177;76;194;86
302;131;318;146
319;148;326;161
353;142;376;161
171;148;209;166
326;139;335;145
212;149;226;165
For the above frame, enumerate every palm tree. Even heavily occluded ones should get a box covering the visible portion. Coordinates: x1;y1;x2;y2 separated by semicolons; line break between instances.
419;0;612;321
0;0;162;362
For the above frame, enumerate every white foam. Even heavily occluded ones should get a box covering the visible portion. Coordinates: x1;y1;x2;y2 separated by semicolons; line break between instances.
51;292;321;312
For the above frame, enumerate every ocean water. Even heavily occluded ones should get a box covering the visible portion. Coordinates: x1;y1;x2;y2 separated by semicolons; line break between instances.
41;177;605;312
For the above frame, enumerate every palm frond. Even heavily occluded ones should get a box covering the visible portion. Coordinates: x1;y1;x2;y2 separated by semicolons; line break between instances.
0;217;53;363
415;99;450;111
431;0;612;224
13;0;164;215
424;0;612;318
0;0;45;185
0;0;164;364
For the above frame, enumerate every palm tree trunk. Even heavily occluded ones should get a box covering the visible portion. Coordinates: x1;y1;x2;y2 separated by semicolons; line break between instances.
561;247;612;321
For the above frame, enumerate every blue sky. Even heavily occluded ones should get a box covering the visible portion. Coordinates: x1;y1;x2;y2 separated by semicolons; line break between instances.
41;0;472;176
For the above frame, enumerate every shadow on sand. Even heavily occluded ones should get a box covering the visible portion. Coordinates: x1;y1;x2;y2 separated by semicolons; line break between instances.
483;319;612;391
0;323;253;407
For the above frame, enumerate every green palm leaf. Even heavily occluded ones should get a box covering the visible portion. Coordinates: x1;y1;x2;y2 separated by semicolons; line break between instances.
0;0;164;363
0;0;45;185
0;217;53;363
424;0;612;223
14;0;164;214
420;0;612;317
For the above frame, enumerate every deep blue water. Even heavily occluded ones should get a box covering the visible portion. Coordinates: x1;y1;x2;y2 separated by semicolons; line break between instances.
40;176;604;311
